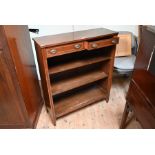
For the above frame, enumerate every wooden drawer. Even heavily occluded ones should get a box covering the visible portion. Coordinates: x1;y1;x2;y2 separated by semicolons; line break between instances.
87;37;119;51
46;42;84;58
127;82;155;128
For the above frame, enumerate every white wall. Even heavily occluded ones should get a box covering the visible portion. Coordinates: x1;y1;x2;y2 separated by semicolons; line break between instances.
73;25;138;36
29;25;73;37
73;25;101;31
29;25;138;79
102;25;138;36
29;25;138;37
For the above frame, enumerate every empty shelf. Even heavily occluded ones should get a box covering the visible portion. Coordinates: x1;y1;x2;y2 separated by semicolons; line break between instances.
48;56;111;74
54;85;106;118
51;70;108;96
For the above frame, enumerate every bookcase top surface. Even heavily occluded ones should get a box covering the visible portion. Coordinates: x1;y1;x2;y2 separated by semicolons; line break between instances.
33;28;118;48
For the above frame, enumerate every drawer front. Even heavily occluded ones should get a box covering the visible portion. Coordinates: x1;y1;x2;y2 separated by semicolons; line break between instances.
87;37;119;50
46;42;84;58
127;82;155;128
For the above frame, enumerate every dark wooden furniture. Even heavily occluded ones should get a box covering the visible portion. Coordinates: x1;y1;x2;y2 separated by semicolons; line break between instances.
34;28;119;125
0;26;43;128
120;26;155;129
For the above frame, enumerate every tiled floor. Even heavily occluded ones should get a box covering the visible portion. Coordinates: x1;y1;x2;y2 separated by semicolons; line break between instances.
37;77;142;129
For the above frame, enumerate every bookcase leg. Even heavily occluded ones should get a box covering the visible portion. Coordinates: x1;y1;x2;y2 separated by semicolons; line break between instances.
106;96;109;103
46;107;56;126
120;102;130;129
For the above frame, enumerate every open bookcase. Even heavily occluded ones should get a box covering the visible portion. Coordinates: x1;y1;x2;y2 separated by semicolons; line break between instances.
47;47;113;118
34;28;119;125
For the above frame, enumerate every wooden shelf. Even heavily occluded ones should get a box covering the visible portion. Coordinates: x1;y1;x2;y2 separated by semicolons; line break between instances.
54;85;106;118
48;55;111;75
51;70;108;96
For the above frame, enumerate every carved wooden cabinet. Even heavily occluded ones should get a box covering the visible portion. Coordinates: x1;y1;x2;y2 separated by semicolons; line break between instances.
34;28;119;125
120;26;155;129
0;26;43;128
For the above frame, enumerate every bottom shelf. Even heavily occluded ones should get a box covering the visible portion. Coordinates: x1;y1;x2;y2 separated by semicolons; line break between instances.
54;84;107;118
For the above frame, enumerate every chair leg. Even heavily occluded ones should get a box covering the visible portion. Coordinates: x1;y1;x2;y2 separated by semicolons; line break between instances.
120;102;130;129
